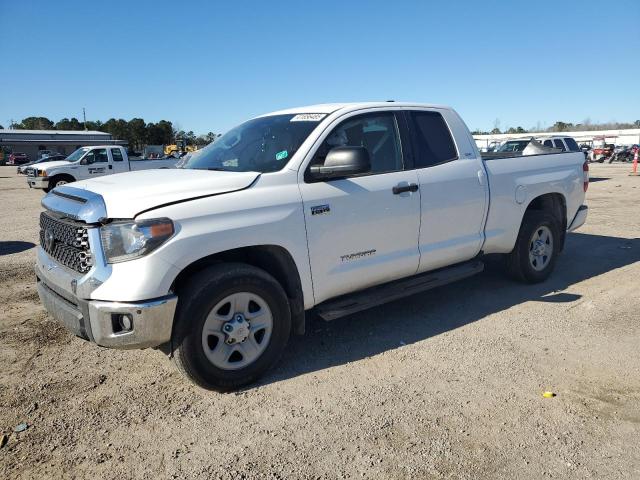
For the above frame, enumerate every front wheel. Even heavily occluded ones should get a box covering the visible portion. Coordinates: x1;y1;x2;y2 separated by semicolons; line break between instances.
172;263;291;391
48;175;74;191
506;211;560;283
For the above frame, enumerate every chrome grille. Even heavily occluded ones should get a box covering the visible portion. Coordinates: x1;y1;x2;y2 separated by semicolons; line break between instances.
27;167;36;177
39;212;93;273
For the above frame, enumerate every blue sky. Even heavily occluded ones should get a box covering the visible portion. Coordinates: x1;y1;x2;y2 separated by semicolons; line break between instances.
1;0;638;134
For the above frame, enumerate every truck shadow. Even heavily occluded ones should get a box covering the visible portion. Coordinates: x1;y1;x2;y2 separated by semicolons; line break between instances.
0;241;36;256
262;232;640;387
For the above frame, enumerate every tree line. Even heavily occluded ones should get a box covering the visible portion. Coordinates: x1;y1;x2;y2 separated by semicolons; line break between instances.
472;119;640;136
2;117;219;151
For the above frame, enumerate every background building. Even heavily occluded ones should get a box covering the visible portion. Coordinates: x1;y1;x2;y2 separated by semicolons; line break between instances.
0;129;126;161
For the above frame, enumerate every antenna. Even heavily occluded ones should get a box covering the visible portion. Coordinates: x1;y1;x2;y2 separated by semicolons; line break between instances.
83;108;87;130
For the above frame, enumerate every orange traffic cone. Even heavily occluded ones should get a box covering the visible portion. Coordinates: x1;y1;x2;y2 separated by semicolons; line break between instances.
631;149;639;176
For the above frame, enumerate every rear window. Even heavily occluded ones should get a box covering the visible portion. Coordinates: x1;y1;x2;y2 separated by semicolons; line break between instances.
564;137;580;151
553;139;567;151
111;148;124;162
409;111;457;168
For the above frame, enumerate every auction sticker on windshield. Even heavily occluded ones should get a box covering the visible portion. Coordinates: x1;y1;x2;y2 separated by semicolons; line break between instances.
290;113;326;122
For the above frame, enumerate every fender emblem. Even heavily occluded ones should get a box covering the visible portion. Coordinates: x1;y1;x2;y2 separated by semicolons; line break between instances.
311;204;330;216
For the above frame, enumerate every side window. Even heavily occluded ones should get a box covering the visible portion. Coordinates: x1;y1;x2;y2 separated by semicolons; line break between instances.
553;139;567;151
312;112;403;175
564;137;580;151
111;148;124;162
95;149;108;162
409;111;457;168
83;151;95;164
543;140;553;148
84;149;108;164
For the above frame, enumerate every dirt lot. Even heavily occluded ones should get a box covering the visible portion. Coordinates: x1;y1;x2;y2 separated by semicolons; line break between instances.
0;164;639;479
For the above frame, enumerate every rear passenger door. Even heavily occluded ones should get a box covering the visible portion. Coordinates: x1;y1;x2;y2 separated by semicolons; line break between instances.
406;109;489;273
110;148;128;174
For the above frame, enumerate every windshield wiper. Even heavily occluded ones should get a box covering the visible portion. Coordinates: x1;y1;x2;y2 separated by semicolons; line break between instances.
206;167;229;171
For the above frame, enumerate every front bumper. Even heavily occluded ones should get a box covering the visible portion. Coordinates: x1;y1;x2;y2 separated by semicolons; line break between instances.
35;263;177;349
28;176;49;189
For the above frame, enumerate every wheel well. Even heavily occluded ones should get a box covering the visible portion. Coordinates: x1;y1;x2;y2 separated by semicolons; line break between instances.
171;245;306;335
524;193;567;251
50;173;75;184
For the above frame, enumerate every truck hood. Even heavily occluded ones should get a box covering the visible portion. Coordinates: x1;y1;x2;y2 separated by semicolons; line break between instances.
45;169;260;220
38;160;74;172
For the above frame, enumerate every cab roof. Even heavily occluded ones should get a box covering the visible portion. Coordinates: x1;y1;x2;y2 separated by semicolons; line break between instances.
261;102;451;117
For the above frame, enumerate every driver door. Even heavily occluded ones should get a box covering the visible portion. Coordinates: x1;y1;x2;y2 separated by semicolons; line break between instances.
299;111;421;304
83;148;109;177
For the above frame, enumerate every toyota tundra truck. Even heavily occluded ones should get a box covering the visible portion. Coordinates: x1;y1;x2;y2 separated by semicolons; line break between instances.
34;102;589;390
27;145;178;192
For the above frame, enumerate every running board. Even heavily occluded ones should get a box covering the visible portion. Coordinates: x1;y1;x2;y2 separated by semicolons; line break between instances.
315;260;484;321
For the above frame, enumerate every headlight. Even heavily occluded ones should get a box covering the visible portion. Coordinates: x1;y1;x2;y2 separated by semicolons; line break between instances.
38;169;47;177
100;218;174;263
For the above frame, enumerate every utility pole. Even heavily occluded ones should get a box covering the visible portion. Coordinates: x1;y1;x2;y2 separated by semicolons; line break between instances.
83;108;87;130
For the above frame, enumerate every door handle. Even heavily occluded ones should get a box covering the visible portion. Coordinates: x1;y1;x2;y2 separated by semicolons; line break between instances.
392;183;419;194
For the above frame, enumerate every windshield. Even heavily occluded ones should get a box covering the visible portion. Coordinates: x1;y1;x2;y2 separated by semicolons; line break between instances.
185;114;323;173
498;140;530;152
66;147;90;162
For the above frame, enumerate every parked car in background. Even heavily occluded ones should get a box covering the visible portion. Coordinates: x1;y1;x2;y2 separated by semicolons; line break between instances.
37;150;56;159
537;136;582;154
7;152;29;165
18;154;67;174
495;138;531;152
27;145;178;192
33;102;588;390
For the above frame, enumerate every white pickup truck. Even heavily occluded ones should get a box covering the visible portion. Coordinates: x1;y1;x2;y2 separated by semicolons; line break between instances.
26;145;177;192
35;102;588;390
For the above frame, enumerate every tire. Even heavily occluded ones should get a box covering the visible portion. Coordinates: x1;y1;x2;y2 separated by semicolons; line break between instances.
172;263;291;391
505;211;560;284
49;175;74;190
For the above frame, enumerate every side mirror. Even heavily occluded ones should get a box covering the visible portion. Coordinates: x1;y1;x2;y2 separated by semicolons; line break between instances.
309;146;371;180
80;157;89;165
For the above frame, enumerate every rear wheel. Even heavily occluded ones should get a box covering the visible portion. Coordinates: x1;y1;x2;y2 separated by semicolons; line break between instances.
172;263;291;391
506;211;560;283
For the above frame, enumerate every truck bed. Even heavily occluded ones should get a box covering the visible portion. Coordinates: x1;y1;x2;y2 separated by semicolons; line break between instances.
481;151;586;254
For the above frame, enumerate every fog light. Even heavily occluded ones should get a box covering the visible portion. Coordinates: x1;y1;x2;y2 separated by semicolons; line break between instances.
112;313;133;333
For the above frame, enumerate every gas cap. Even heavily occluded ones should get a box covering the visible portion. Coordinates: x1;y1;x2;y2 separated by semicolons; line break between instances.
515;185;527;204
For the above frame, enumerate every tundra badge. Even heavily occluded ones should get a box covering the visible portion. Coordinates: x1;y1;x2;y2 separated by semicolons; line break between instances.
311;204;330;216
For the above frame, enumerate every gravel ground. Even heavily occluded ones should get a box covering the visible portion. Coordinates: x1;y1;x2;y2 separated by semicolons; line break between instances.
0;164;639;479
